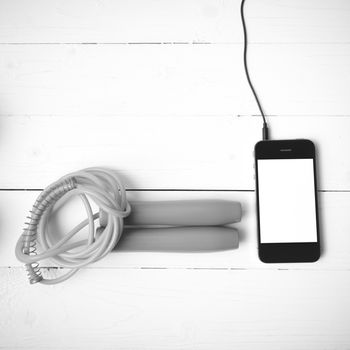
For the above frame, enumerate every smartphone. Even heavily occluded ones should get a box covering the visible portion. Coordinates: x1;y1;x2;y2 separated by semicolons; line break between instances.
254;139;320;263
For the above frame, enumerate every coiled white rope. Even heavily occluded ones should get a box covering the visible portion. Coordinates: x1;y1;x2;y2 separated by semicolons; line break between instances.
15;167;131;285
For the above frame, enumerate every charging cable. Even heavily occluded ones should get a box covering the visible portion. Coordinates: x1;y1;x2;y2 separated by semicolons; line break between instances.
241;0;269;140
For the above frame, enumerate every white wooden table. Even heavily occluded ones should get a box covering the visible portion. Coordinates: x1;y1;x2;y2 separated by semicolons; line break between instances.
0;0;350;348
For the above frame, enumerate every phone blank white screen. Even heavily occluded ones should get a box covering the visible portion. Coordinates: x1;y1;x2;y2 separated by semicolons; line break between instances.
257;159;317;243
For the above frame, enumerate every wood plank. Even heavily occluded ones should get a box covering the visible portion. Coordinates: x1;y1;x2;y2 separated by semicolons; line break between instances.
0;0;349;44
3;190;350;270
0;116;349;190
1;268;349;349
0;44;349;117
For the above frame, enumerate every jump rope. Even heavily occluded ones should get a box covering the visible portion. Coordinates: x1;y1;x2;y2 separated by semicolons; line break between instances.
15;0;267;284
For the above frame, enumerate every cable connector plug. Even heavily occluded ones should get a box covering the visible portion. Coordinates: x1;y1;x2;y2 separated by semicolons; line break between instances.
262;123;269;140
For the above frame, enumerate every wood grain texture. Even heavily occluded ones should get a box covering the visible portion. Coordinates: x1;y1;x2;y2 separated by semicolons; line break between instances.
0;44;349;116
0;116;349;190
1;268;350;349
0;0;349;44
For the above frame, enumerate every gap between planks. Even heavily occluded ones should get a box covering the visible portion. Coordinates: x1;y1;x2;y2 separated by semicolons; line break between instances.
0;189;348;192
1;42;350;45
4;266;350;272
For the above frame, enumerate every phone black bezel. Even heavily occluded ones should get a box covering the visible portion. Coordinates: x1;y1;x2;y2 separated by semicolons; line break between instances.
254;139;320;263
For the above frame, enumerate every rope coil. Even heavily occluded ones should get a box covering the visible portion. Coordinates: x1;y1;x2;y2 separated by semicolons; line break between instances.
15;168;131;285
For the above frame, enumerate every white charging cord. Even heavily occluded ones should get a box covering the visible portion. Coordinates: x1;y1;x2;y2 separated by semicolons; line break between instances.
15;167;131;285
